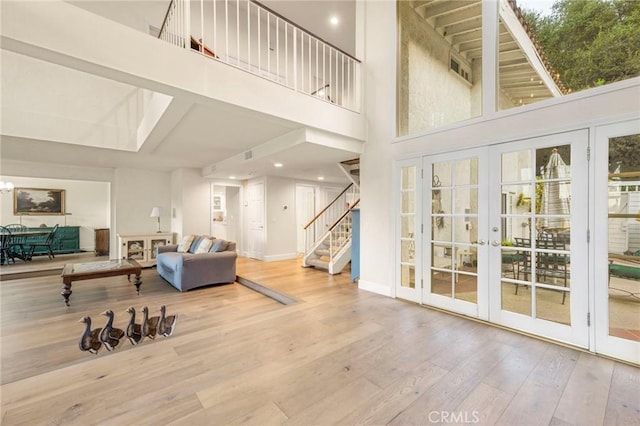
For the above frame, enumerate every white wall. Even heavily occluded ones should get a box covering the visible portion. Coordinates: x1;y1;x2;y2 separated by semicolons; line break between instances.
170;168;212;239
264;175;297;261
357;0;396;296
113;168;171;237
0;175;109;251
397;1;478;135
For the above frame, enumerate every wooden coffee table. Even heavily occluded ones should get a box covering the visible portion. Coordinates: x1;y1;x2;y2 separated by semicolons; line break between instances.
60;258;142;306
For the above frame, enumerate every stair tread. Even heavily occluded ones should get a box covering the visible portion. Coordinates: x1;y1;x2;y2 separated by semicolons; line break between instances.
307;258;329;269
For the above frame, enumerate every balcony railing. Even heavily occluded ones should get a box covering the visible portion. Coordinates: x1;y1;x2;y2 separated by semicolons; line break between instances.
159;0;361;112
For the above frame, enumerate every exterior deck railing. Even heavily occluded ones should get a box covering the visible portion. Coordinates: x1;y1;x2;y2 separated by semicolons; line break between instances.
159;0;360;112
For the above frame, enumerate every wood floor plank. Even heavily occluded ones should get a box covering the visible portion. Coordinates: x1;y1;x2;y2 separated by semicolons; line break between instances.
495;345;579;425
388;338;514;425
336;360;449;425
553;352;614;425
229;401;289;426
453;382;512;425
603;362;640;425
283;377;381;426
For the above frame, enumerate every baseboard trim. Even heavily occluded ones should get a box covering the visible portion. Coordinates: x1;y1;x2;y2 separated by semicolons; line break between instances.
358;279;393;297
263;253;298;262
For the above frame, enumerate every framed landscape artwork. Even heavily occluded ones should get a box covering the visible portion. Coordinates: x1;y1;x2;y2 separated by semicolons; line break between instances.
14;188;66;215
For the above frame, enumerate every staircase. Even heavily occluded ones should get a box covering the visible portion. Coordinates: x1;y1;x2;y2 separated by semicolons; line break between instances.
303;159;359;274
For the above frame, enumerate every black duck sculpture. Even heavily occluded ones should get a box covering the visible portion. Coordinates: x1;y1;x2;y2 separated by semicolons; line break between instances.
141;306;159;340
158;305;177;337
125;306;144;345
78;316;102;354
99;309;125;351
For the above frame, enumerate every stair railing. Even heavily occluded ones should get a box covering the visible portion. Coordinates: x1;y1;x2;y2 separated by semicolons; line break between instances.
303;184;358;256
327;199;359;259
158;0;361;112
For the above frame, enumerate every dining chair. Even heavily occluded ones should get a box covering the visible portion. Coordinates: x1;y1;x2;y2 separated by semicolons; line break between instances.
28;224;59;260
0;226;16;265
5;224;28;261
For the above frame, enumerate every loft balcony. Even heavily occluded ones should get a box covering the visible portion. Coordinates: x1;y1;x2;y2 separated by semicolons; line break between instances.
158;0;361;113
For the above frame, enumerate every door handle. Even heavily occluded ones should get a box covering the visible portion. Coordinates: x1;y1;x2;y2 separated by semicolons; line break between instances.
476;239;486;246
491;240;500;247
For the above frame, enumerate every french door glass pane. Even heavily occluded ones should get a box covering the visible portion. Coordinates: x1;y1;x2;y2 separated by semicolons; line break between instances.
431;158;478;303
502;281;531;316
607;134;640;342
500;145;573;325
401;192;415;213
435;189;452;214
400;166;417;289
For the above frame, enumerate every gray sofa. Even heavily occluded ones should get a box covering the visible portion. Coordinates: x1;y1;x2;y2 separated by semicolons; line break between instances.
156;238;237;292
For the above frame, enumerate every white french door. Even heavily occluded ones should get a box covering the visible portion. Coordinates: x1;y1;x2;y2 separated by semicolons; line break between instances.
488;131;589;348
398;131;591;348
594;120;640;365
422;148;490;319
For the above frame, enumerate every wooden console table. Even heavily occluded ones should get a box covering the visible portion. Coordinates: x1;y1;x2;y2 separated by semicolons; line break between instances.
60;258;142;306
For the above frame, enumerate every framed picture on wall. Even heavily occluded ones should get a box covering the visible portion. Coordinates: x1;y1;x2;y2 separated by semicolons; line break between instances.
14;188;66;215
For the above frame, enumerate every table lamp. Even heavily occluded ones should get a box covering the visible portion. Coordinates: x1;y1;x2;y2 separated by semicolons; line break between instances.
150;207;161;233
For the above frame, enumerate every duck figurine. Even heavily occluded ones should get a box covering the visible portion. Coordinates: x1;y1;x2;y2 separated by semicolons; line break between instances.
99;309;125;351
158;305;177;337
78;316;102;354
125;307;143;345
141;306;159;340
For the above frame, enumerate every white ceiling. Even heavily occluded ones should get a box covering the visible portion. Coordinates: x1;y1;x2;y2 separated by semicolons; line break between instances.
2;0;358;184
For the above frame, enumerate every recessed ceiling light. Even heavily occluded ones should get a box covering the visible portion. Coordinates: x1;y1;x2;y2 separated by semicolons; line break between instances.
274;163;283;168
317;176;325;181
330;16;339;26
229;175;236;179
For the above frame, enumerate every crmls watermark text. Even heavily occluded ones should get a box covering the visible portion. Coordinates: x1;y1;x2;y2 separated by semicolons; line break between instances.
428;411;480;424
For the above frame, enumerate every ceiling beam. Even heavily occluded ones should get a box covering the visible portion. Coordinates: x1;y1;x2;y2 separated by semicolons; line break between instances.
435;3;481;29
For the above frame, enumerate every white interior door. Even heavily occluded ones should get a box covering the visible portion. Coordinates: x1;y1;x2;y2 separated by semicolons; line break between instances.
489;131;589;348
594;120;640;365
247;181;265;260
422;148;489;319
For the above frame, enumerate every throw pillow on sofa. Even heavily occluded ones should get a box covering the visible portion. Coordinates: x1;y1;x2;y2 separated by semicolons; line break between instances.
194;237;214;254
177;234;195;253
188;236;204;253
209;239;227;253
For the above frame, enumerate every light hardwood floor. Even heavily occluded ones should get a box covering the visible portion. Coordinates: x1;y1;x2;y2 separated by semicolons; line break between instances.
1;256;639;425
